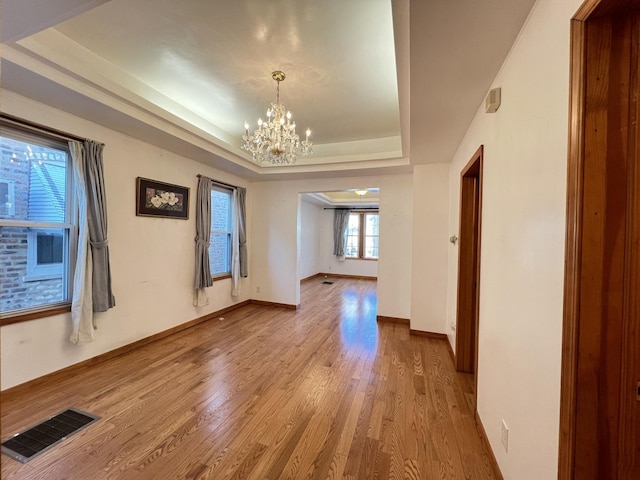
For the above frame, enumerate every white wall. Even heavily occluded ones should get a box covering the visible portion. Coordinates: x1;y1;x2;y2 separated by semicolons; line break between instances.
444;0;582;478
298;197;322;280
0;91;251;390
410;163;449;332
319;209;378;278
251;175;412;317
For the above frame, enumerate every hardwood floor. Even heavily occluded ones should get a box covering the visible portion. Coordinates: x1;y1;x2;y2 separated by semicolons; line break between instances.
1;278;497;479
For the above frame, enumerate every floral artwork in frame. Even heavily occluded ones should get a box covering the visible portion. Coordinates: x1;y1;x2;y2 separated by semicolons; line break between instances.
136;177;190;219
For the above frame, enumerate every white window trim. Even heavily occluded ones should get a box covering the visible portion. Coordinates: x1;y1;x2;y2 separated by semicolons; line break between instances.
209;185;234;278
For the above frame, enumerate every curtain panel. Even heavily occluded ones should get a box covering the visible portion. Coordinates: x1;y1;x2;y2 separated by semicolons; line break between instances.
194;176;214;306
69;140;114;345
333;208;351;260
237;187;248;278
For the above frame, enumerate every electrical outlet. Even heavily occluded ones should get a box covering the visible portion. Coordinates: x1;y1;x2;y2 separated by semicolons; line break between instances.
501;420;509;453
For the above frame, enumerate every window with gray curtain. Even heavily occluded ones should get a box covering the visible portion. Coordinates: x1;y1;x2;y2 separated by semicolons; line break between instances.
194;176;247;304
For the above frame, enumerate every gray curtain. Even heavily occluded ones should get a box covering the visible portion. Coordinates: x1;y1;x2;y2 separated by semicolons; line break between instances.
333;208;351;257
194;176;213;304
83;141;115;311
237;187;248;277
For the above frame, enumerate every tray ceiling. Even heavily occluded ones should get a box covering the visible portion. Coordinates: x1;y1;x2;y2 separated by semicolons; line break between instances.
0;0;536;180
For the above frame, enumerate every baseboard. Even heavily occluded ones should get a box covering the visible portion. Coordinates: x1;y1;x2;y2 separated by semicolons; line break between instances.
250;300;299;310
475;411;504;480
376;315;410;325
300;273;324;282
446;338;455;364
409;329;447;339
319;273;377;280
1;300;252;398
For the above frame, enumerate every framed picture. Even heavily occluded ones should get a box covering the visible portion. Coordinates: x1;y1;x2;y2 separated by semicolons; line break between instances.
136;177;190;219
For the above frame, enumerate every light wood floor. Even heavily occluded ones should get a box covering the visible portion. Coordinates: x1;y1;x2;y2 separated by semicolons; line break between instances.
1;278;496;479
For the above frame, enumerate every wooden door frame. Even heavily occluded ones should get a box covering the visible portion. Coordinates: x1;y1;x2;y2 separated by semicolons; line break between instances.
559;0;639;477
455;145;483;400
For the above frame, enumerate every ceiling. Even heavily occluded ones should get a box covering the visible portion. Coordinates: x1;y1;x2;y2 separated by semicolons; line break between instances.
0;0;536;181
303;189;380;209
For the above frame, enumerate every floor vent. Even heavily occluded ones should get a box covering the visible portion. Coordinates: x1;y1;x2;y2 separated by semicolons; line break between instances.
1;408;100;463
322;281;334;284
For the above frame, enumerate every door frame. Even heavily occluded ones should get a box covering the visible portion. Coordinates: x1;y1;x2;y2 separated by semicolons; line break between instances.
559;0;639;477
455;145;484;402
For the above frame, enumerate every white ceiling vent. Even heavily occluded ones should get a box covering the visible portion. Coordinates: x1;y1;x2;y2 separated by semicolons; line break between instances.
485;87;501;113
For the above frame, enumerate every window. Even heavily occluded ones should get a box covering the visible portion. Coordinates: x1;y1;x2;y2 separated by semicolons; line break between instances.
0;180;15;216
209;185;233;277
345;211;379;260
26;228;65;280
0;127;75;316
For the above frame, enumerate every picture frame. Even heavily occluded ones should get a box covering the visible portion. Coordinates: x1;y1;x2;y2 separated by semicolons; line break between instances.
136;177;190;219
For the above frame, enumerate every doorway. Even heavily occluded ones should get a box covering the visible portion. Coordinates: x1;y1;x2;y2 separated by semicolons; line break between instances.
455;146;484;405
559;1;640;478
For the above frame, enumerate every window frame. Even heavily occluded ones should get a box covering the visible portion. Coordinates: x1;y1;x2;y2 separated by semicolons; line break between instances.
345;210;379;260
209;183;234;279
0;124;77;321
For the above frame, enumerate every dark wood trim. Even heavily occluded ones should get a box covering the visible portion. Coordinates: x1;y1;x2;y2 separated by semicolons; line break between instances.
560;2;640;478
0;305;71;326
376;315;410;325
573;0;602;20
409;329;447;340
559;13;590;480
0;113;97;144
0;300;252;398
212;273;232;281
475;411;504;480
319;273;378;280
250;300;299;310
455;146;483;383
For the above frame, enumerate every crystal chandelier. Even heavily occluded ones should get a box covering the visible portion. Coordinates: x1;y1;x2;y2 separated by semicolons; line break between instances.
242;71;312;165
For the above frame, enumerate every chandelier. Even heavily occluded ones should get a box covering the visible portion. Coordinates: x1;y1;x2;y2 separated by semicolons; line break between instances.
241;71;312;165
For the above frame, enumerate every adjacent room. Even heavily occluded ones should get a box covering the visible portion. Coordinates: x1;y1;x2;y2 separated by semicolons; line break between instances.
1;0;638;479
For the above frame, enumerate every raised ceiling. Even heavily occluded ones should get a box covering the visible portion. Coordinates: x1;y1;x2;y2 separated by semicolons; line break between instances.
0;0;536;180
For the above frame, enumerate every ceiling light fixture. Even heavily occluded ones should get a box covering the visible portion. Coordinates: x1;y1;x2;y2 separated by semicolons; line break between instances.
242;71;312;165
354;189;368;196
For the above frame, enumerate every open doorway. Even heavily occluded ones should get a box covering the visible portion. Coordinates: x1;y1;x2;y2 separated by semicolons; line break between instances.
454;146;484;408
298;189;380;300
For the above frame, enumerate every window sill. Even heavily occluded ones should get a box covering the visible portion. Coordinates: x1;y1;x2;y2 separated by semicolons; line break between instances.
212;273;232;281
23;274;64;282
345;257;378;261
0;304;71;326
